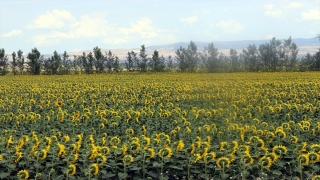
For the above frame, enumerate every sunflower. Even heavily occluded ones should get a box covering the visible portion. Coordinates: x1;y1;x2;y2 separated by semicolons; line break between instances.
265;153;278;164
203;152;216;164
17;170;29;180
265;132;274;142
68;153;79;163
310;144;320;153
16;139;25;149
308;152;320;164
125;128;134;136
100;146;110;155
96;153;107;166
175;140;185;152
0;154;3;162
145;148;155;160
141;136;151;149
297;154;309;166
312;175;320;180
57;143;66;158
39;149;48;160
89;163;99;176
259;156;272;168
241;153;254;166
54;101;62;107
272;145;288;157
68;164;76;176
216;157;231;168
190;153;202;164
110;136;121;146
289;135;299;144
275;129;286;139
159;146;173;158
123;155;134;165
12;151;23;163
219;141;228;151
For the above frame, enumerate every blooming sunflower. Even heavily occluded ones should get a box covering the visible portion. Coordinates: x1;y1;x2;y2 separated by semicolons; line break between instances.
312;175;320;180
17;170;29;180
123;155;134;165
110;136;121;146
68;153;79;163
272;145;288;157
145;148;155;160
203;152;216;164
190;153;202;164
241;153;254;166
259;156;272;168
159;146;173;158
175;140;185;152
308;151;320;163
297;154;309;166
216;157;231;168
68;164;76;176
89;163;99;176
96;153;107;166
12;151;23;163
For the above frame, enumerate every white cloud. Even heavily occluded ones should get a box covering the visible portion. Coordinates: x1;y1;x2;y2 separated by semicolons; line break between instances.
301;9;320;21
204;30;218;40
1;30;23;37
264;4;283;18
216;20;244;34
27;9;77;29
30;10;176;46
288;2;303;8
180;16;198;26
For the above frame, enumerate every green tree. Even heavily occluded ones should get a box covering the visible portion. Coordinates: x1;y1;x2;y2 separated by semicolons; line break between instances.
27;48;43;75
243;44;259;71
151;50;165;72
0;48;8;75
229;49;239;72
93;47;105;73
201;43;219;73
139;45;149;72
17;50;25;75
113;56;121;72
185;41;199;72
167;55;173;71
11;51;18;75
82;52;94;74
61;51;71;74
105;50;115;73
175;47;188;72
125;51;134;72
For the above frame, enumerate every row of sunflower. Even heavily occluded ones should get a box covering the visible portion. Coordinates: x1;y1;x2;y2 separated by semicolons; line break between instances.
1;73;320;179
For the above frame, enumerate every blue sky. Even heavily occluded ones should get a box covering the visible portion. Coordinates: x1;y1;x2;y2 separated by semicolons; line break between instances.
0;0;319;54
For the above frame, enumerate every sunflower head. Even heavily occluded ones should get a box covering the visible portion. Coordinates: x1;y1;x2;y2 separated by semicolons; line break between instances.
241;153;254;166
68;164;76;176
272;145;288;157
89;163;99;176
17;170;29;180
159;147;173;158
297;154;309;166
123;155;134;165
259;156;272;168
308;152;320;164
216;157;231;168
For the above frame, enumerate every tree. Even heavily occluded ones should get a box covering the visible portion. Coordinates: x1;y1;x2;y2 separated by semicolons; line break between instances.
125;51;134;72
201;43;219;73
139;45;149;72
175;47;188;72
105;50;115;73
113;56;121;72
61;51;71;74
11;51;18;75
27;48;43;75
93;47;105;73
229;49;239;72
151;50;165;72
0;48;8;75
17;50;25;75
167;55;173;71
282;36;298;71
51;50;62;74
243;44;259;71
185;41;199;72
81;52;94;74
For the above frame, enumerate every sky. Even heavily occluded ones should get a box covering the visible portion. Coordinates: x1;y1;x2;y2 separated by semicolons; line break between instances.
0;0;319;54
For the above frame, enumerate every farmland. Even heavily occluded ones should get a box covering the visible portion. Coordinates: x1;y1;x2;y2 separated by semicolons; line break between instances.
1;72;320;180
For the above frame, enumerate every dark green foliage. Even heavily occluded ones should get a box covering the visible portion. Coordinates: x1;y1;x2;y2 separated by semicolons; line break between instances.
0;48;8;75
105;50;115;73
82;52;94;74
17;50;25;75
93;47;105;73
27;48;42;75
139;45;149;72
11;51;18;75
201;43;219;73
113;56;121;72
151;50;165;72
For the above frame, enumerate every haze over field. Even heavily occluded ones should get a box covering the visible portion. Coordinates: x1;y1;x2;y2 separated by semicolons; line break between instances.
0;0;319;55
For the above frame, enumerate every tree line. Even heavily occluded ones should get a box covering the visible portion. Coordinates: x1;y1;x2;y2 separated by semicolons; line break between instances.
0;36;319;75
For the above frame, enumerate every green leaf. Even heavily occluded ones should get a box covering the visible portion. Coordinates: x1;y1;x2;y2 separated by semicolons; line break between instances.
7;164;16;169
104;173;117;178
152;162;161;168
168;165;183;170
221;173;230;180
0;172;10;179
118;172;128;180
130;166;142;171
147;170;159;178
273;170;282;176
242;170;250;178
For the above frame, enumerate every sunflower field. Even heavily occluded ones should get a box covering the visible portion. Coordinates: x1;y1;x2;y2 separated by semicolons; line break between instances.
1;72;320;180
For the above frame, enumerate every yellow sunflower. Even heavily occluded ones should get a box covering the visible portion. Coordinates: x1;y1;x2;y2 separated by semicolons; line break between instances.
68;164;76;176
216;157;231;168
17;170;29;180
